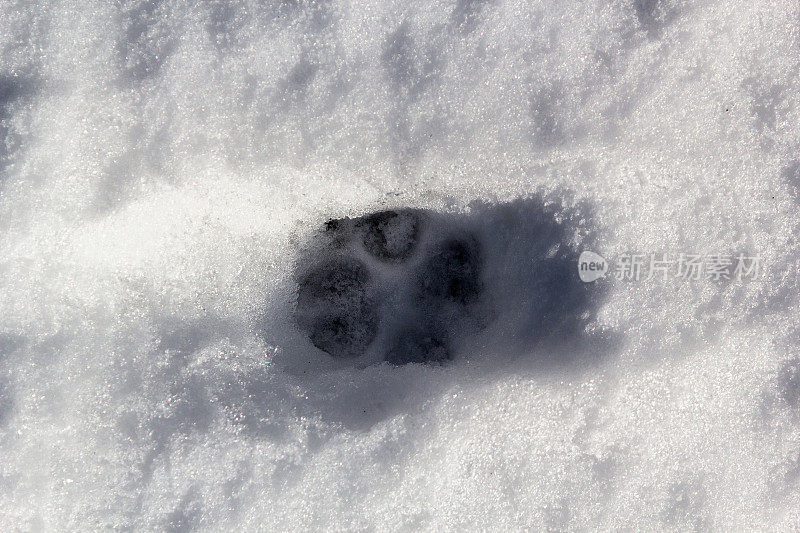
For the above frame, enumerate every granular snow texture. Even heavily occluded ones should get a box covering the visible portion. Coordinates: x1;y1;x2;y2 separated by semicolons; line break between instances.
1;0;800;530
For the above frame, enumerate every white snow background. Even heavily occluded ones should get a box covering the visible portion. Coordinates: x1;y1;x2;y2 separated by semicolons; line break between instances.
1;0;800;530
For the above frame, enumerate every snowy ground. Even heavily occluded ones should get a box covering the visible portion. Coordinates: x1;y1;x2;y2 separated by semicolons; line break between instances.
1;0;800;530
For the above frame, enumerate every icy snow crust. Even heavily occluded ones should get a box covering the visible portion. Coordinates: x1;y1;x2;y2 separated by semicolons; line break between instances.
1;0;800;530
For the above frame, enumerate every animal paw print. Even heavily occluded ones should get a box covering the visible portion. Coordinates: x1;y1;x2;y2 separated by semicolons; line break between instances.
295;209;483;364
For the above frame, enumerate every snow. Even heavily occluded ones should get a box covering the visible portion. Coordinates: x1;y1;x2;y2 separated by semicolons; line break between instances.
1;0;799;530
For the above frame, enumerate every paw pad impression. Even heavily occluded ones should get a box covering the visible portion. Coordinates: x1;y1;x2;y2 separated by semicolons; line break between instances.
295;208;483;364
293;199;600;366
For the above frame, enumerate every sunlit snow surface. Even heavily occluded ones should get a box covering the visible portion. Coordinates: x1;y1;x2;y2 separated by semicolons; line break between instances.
1;0;800;530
